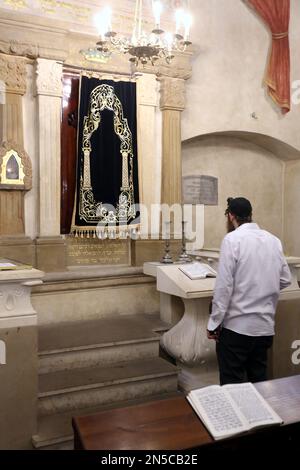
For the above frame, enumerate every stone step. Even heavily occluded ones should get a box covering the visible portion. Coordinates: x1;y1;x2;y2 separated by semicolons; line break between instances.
38;314;169;373
32;391;181;450
38;357;179;416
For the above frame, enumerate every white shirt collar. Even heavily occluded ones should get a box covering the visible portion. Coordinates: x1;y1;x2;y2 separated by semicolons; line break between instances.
236;223;260;231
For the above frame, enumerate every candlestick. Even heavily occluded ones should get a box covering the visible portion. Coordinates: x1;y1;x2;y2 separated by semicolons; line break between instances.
178;220;192;263
161;221;173;264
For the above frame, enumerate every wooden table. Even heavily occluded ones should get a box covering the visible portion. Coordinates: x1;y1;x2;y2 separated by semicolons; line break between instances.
72;375;300;451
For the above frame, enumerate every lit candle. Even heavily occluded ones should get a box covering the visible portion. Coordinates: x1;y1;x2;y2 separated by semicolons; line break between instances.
131;31;137;46
153;1;163;28
94;7;112;40
165;32;173;54
105;6;112;33
183;12;192;41
94;12;105;40
175;9;183;35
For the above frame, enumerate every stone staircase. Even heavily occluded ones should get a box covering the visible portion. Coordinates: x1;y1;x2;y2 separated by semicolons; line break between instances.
32;314;179;449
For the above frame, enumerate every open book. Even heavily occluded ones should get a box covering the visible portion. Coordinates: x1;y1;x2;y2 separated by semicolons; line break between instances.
179;262;217;280
187;382;283;440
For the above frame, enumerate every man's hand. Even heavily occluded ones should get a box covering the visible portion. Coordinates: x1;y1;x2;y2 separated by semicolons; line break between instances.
207;328;220;341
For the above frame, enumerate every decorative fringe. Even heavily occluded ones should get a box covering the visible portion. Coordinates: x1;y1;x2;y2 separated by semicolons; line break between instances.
70;224;140;240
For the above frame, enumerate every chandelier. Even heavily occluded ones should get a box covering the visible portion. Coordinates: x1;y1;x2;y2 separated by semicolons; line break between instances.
86;0;192;66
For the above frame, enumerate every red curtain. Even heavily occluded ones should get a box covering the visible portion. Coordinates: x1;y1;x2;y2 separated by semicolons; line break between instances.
247;0;291;114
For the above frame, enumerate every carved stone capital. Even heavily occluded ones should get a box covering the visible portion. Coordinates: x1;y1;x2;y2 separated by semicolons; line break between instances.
0;39;39;59
159;77;186;111
0;54;27;95
35;58;63;98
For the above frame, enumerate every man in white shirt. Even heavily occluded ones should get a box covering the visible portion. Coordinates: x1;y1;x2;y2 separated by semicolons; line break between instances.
207;197;292;385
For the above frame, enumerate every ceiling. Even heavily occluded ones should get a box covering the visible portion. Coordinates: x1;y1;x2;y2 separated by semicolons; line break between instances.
0;0;186;28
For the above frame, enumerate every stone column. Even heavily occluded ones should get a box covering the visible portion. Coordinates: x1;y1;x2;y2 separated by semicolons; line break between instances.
0;54;34;265
35;59;65;271
156;77;186;260
159;77;186;207
136;74;160;232
0;268;44;449
133;74;163;265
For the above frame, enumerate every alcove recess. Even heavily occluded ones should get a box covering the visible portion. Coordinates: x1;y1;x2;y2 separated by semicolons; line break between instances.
0;141;32;236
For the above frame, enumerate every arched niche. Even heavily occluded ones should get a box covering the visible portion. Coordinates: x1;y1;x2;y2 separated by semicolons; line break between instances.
182;131;300;251
189;131;300;161
0;142;32;190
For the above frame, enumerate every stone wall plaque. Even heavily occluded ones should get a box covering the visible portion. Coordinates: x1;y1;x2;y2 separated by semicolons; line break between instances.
66;237;130;266
183;175;218;206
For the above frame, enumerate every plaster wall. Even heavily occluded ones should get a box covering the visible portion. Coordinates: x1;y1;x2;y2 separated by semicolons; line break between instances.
183;0;300;151
182;135;285;249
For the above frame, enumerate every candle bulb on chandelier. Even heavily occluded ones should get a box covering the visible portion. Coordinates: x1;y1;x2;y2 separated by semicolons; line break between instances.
153;1;163;28
175;9;183;37
95;12;105;41
105;6;113;34
131;31;137;46
95;7;113;42
183;12;192;42
166;32;173;55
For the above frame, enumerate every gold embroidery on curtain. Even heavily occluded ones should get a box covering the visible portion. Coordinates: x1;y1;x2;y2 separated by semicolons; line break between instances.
80;83;136;224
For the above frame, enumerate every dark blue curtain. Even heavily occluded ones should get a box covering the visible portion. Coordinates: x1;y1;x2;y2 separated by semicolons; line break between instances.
73;76;139;234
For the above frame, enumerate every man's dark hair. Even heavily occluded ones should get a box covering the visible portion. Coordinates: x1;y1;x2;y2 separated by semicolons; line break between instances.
225;197;253;224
